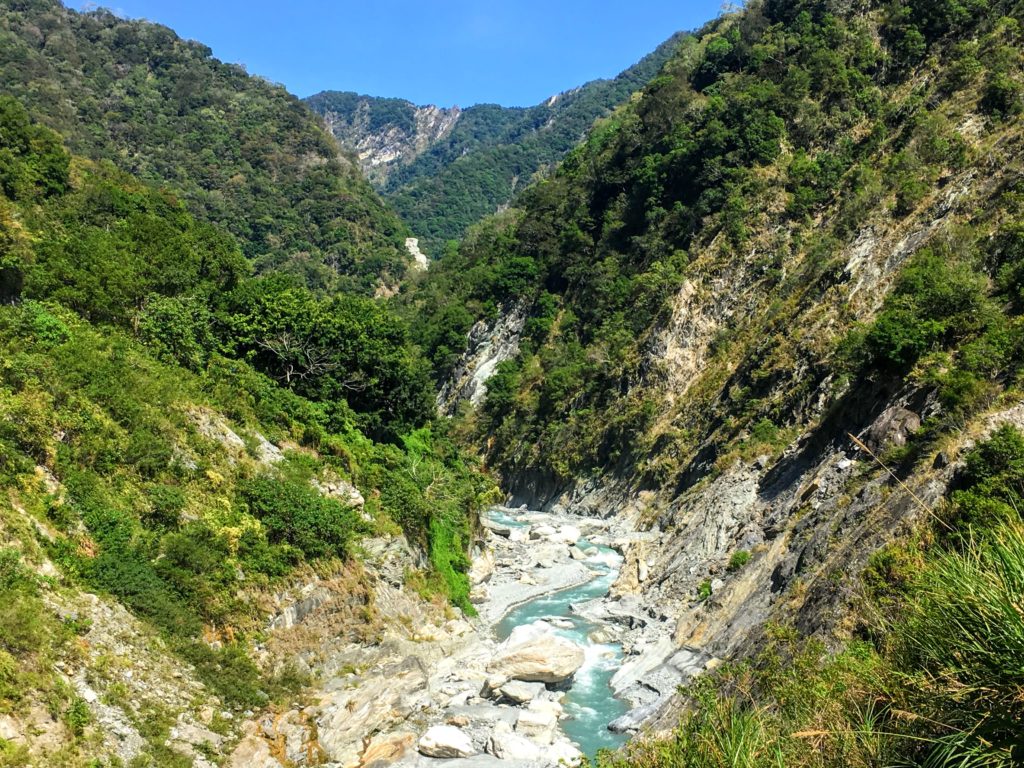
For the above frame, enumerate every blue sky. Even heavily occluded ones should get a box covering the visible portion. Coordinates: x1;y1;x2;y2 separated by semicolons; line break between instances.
64;1;723;107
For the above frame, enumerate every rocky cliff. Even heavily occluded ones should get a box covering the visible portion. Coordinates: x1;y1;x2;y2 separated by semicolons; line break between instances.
309;93;461;187
425;0;1024;756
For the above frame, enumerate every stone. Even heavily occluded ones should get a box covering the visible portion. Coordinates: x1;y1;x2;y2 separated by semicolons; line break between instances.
568;546;588;561
514;708;556;744
486;722;543;761
0;715;21;742
226;733;281;768
487;622;585;683
864;406;921;451
529;524;557;540
497;680;544;704
549;525;581;544
480;517;512;537
549;738;584;766
361;730;416;766
417;725;476;758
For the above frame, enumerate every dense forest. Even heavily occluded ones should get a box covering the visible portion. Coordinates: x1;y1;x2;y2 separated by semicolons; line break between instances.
408;0;1024;486
308;32;688;256
0;0;411;293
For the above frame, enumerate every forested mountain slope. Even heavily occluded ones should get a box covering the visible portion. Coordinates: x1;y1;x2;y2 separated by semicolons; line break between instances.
0;0;410;293
0;85;493;765
408;0;1024;763
307;33;687;255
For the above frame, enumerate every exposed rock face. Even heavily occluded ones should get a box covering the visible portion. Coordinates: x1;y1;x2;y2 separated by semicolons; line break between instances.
316;98;461;187
436;302;528;416
405;237;430;270
417;724;476;758
486;622;585;684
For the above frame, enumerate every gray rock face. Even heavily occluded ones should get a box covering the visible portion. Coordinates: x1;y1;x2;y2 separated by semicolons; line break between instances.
436;302;528;416
487;622;585;684
417;725;476;758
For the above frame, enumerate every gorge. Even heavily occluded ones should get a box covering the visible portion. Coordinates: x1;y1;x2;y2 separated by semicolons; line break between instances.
1;0;1023;766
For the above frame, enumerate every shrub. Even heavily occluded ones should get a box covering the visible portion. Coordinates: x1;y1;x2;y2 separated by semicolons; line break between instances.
727;550;751;572
239;475;360;560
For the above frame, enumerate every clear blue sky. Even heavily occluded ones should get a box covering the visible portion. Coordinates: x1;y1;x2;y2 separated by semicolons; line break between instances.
64;1;723;107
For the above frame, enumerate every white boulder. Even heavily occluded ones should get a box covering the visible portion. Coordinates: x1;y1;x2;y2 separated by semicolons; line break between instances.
417;725;475;758
486;722;544;761
487;622;585;683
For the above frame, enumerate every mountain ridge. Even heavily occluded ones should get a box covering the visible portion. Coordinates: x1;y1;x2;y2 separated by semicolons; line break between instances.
307;31;689;255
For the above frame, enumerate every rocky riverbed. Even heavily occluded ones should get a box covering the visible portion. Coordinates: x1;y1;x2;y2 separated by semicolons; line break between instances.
228;504;701;768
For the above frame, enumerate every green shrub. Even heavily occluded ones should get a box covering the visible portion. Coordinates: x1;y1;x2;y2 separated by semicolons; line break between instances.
727;550;751;572
239;475;360;560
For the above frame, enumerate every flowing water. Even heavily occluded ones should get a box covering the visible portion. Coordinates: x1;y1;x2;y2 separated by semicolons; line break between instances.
487;509;630;759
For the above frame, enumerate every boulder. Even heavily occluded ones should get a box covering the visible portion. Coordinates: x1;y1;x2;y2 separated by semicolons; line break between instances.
514;708;557;744
550;739;585;766
480;518;512;538
418;725;476;758
486;722;543;761
549;525;581;544
529;524;557;540
487;622;584;683
361;730;416;766
497;680;544;704
469;547;496;585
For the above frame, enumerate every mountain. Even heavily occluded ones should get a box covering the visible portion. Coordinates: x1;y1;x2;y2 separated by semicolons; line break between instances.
0;0;411;293
0;87;494;765
4;0;1024;766
408;0;1024;763
306;32;688;256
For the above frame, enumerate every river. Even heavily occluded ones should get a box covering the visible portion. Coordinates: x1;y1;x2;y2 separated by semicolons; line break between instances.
487;508;630;759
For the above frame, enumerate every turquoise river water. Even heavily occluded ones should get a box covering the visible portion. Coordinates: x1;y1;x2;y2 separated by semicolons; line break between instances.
487;509;629;759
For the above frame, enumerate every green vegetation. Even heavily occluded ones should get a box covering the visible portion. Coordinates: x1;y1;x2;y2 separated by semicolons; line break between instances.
308;33;688;256
726;550;751;572
0;89;494;761
0;0;410;293
406;0;1024;489
594;427;1024;767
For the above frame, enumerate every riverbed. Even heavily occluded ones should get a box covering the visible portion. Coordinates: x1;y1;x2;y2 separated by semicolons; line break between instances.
486;509;629;758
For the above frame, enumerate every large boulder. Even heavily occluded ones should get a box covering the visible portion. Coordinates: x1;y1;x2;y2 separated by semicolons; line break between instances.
497;680;545;704
469;547;495;585
487;622;584;684
417;725;475;758
549;525;581;545
529;524;556;540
